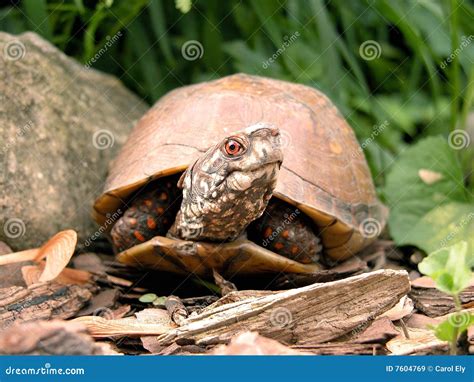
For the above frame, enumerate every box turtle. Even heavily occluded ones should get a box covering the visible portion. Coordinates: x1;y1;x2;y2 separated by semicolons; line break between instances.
93;74;387;277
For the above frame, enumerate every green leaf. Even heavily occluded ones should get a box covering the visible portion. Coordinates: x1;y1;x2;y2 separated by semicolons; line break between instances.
148;0;175;66
152;296;167;306
23;0;52;40
433;312;474;342
385;136;472;253
400;202;474;254
139;293;158;303
175;0;192;14
419;241;473;295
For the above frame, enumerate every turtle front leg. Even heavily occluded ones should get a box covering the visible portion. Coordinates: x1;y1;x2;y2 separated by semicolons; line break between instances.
248;199;322;264
111;175;182;252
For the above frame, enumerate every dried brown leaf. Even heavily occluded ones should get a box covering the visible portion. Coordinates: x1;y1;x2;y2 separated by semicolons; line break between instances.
0;249;40;266
22;263;91;286
380;296;414;321
37;230;77;282
21;265;43;286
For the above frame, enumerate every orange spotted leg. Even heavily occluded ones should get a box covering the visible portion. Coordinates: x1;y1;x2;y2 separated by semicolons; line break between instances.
111;175;182;252
248;199;322;264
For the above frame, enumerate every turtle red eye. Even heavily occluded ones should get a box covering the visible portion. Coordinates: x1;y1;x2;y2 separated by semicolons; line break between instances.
224;139;243;156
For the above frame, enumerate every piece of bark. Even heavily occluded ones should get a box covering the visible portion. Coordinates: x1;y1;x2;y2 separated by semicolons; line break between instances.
76;288;120;317
274;256;367;288
73;253;107;274
156;343;207;355
136;308;172;325
292;343;385;355
154;270;410;347
409;276;474;317
110;304;132;319
0;320;115;355
0;282;94;329
212;331;311;355
405;313;440;330
165;295;188;326
137;309;174;353
181;295;220;314
72;315;174;338
386;327;448;355
349;317;400;344
206;290;275;309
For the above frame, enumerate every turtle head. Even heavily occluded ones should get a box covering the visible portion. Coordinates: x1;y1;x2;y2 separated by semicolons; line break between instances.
169;124;283;241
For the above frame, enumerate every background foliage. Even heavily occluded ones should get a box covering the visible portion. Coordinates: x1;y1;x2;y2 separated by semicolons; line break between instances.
1;0;473;252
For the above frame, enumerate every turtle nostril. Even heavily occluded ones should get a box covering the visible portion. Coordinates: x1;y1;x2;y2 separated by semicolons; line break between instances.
269;128;280;137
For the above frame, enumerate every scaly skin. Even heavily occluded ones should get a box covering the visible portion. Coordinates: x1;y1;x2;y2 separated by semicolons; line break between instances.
111;124;322;263
168;124;283;241
110;175;181;252
248;199;322;264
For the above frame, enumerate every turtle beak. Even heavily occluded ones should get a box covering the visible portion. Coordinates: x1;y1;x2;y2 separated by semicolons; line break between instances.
269;129;284;166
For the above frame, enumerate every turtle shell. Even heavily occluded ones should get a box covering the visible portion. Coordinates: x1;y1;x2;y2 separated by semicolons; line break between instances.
94;74;387;263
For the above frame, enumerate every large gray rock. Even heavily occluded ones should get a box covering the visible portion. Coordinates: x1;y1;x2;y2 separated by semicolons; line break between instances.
0;32;148;251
